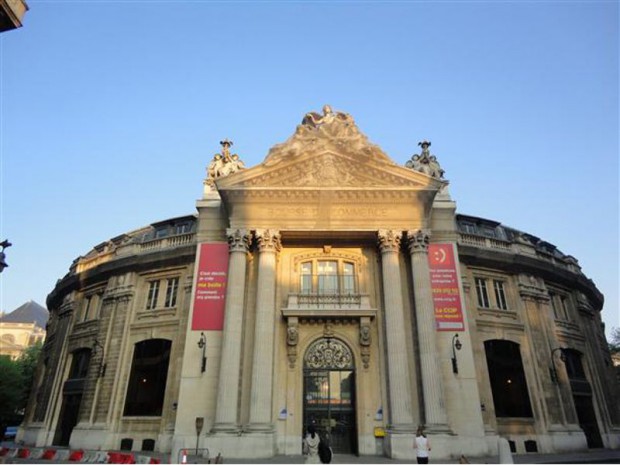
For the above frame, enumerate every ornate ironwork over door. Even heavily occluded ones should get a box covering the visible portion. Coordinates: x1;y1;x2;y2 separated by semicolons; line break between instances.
303;338;357;455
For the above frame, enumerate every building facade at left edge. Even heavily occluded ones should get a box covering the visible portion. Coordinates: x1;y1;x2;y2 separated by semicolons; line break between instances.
0;0;28;33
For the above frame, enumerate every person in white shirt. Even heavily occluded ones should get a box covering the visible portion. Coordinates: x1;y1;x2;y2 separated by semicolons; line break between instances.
414;426;431;464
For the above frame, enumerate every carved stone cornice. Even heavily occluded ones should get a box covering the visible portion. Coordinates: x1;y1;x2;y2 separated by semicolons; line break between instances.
255;229;281;253
377;229;402;254
226;228;250;253
406;229;430;254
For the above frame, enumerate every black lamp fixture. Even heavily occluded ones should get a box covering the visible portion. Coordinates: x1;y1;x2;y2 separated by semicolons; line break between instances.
451;333;463;374
0;240;12;273
549;347;565;384
92;338;107;378
197;332;207;373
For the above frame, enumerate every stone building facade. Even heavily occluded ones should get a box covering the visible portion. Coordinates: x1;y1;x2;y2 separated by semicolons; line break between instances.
19;107;619;460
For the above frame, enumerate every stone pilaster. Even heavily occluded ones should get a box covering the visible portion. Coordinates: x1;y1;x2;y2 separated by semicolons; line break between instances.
213;229;251;431
407;229;449;431
377;229;414;431
247;229;281;431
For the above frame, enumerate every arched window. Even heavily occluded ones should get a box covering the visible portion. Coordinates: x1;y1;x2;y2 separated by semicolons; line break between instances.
1;333;15;344
484;340;533;418
123;339;172;416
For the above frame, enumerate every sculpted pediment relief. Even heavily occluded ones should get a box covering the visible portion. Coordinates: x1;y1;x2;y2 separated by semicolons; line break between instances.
214;106;446;192
219;151;435;189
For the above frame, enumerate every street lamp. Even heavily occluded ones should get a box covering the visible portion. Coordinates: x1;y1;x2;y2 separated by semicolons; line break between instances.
0;240;12;273
451;333;462;374
197;332;207;373
550;347;565;383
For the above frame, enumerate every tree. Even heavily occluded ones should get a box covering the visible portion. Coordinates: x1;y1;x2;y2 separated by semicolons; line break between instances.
0;355;24;435
0;343;42;437
18;342;43;414
609;327;620;355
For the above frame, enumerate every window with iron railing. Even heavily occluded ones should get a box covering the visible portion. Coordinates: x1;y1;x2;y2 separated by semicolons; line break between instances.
298;260;359;305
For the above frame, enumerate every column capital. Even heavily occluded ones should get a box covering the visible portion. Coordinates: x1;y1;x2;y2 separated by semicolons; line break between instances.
226;228;251;253
377;229;402;254
255;229;281;253
406;229;430;254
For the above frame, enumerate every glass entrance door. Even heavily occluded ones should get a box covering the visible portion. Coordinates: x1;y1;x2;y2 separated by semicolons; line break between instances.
303;369;357;454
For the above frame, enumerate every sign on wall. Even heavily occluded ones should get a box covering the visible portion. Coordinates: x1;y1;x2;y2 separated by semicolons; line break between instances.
428;243;465;331
191;242;229;331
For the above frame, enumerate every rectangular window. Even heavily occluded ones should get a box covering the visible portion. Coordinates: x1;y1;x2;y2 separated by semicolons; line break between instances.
164;277;179;308
83;296;93;321
300;262;312;294
560;296;570;320
493;280;508;310
175;223;191;235
342;262;355;294
475;277;490;308
146;281;160;310
549;293;560;319
462;223;477;234
318;261;338;295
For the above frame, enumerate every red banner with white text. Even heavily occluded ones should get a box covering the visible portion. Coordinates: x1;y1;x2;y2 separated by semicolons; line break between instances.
428;243;465;331
191;242;228;331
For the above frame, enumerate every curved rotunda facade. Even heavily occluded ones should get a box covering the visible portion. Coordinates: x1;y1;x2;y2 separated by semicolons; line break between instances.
20;107;619;460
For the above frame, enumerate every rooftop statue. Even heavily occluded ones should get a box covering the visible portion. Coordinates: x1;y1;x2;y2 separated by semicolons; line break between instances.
263;105;394;166
405;141;445;179
204;139;246;191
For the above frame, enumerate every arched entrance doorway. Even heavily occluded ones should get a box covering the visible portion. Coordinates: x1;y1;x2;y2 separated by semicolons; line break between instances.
303;337;357;454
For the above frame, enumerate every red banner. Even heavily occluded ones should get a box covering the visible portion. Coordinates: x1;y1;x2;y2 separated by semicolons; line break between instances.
192;243;229;330
428;243;465;331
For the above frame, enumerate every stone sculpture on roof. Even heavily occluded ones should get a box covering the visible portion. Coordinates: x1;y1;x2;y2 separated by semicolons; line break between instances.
263;105;394;166
204;139;246;191
405;140;445;179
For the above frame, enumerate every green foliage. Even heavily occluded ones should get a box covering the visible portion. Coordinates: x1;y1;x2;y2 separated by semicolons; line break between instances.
0;355;25;428
0;343;42;432
18;342;43;411
609;327;620;354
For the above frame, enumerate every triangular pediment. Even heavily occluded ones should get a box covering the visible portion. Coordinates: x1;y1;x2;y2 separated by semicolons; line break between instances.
215;149;443;190
209;106;446;193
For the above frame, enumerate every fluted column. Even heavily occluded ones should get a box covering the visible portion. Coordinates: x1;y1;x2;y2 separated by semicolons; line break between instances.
247;229;281;431
213;229;251;431
407;229;448;429
377;229;414;431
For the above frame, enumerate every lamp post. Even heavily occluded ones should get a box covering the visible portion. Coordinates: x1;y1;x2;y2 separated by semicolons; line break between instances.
550;347;565;383
451;333;462;374
197;332;207;373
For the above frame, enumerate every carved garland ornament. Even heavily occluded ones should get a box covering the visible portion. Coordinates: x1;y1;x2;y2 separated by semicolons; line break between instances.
304;338;354;370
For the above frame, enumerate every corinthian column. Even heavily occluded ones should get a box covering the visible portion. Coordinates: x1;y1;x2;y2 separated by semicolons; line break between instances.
247;229;281;431
407;230;448;430
213;229;250;431
377;230;414;431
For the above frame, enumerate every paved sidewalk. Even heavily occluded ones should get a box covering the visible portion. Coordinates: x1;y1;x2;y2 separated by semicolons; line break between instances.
215;449;620;464
2;445;619;464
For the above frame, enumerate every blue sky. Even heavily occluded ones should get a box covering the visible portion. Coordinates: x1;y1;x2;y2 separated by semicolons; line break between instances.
1;1;618;337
